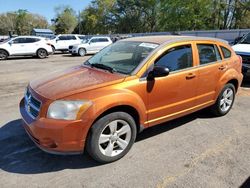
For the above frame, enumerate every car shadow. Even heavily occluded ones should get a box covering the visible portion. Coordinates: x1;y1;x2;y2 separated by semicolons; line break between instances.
0;109;215;174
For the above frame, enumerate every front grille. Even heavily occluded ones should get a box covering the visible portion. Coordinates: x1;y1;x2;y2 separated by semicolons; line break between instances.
239;55;250;65
24;88;41;119
69;46;73;49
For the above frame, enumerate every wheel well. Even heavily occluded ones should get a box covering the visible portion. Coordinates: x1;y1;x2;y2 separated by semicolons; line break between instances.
227;79;239;92
0;49;9;56
93;105;141;134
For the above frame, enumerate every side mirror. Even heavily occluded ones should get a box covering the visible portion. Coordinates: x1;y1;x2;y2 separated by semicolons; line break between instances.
148;65;170;80
8;41;13;45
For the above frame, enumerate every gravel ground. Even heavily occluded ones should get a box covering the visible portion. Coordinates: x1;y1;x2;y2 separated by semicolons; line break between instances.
0;54;249;188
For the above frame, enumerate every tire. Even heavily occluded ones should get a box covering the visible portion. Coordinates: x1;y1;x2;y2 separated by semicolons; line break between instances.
86;112;137;163
37;48;48;59
78;48;86;56
0;49;8;60
211;83;236;116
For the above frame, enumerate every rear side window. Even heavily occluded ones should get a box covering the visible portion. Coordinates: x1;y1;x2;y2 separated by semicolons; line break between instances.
155;44;193;72
220;46;231;58
197;44;221;65
68;36;76;40
58;36;67;40
99;38;109;42
25;38;40;43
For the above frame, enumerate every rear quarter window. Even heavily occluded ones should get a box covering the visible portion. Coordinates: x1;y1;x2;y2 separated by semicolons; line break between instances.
220;46;232;58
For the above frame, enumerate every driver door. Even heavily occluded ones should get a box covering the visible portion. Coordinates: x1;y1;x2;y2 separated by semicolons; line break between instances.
147;43;198;126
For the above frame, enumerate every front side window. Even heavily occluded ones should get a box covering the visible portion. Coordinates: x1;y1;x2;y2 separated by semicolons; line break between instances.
12;38;26;44
155;45;193;72
197;44;221;65
84;41;159;74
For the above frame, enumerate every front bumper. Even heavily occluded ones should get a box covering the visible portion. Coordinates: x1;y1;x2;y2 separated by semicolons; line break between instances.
19;98;86;155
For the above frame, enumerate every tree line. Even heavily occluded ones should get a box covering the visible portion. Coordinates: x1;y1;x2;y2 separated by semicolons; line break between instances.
0;0;250;36
0;9;48;35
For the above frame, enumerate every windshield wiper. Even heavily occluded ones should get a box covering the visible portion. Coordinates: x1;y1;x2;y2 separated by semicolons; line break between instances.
90;63;117;73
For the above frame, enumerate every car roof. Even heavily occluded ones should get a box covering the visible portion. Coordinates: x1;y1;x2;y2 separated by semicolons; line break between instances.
122;35;228;45
14;36;44;39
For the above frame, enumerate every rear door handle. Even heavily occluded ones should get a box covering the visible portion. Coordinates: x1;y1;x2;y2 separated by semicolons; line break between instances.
186;73;196;80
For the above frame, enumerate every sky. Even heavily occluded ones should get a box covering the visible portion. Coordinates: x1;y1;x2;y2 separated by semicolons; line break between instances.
0;0;92;23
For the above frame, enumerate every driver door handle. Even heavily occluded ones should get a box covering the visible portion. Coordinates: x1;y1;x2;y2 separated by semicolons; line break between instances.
186;73;196;80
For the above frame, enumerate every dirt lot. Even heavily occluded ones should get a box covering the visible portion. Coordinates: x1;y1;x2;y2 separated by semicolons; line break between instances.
0;54;249;188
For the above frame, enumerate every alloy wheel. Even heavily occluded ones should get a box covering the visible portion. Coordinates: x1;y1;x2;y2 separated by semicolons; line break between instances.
220;88;234;112
98;120;132;157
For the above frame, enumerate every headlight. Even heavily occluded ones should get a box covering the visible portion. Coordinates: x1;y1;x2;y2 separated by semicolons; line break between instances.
47;100;92;120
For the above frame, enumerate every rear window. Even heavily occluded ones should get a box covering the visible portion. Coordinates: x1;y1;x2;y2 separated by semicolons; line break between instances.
220;46;231;58
197;44;221;65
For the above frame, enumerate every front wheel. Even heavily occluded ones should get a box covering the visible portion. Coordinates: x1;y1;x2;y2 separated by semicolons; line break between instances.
86;112;137;163
78;48;86;56
37;49;48;59
211;83;236;116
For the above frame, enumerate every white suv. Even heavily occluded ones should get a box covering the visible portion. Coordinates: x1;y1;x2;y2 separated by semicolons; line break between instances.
69;37;112;56
49;34;86;52
0;36;53;60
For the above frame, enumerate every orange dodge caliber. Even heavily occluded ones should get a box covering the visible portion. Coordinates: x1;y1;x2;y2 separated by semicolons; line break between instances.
20;36;243;163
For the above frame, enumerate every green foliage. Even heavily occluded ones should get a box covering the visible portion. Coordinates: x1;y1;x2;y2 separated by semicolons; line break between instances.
0;9;48;35
54;6;78;34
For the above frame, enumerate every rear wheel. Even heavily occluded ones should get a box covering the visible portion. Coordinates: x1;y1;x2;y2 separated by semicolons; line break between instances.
37;49;48;59
211;83;235;116
0;50;8;60
86;112;137;163
78;48;86;56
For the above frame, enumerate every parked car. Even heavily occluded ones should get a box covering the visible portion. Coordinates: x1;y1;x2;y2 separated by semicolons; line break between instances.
0;36;53;60
20;36;243;163
68;36;112;56
49;34;86;53
232;32;250;77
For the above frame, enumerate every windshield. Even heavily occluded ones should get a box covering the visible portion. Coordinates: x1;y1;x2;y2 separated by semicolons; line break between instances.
239;33;250;44
83;41;159;74
81;39;89;43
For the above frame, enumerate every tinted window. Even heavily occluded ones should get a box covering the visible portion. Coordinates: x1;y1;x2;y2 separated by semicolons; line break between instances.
197;44;220;65
78;36;86;40
12;38;26;44
68;36;76;40
99;38;109;42
25;38;40;43
220;46;231;58
155;45;193;72
58;36;67;40
90;38;98;43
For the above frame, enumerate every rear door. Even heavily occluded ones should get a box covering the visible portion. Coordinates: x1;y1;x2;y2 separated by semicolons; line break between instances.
194;42;224;106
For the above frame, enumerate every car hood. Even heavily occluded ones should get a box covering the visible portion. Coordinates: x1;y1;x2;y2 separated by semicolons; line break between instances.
30;65;125;100
232;44;250;54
